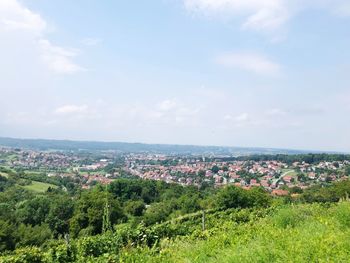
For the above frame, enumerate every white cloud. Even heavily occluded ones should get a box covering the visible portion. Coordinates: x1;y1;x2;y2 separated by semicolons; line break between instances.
242;5;289;31
0;0;83;74
183;0;350;33
216;52;281;76
183;0;291;31
0;0;46;33
54;105;89;115
39;39;84;74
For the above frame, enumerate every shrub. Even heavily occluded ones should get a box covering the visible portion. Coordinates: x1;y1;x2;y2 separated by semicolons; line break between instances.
76;233;121;258
0;247;47;263
124;200;145;217
273;206;307;228
48;242;77;263
216;186;271;210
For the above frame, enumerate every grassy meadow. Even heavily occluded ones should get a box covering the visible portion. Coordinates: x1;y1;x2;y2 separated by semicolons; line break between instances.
23;181;58;193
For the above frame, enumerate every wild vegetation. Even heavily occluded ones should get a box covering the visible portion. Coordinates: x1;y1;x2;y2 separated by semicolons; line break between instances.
1;165;350;262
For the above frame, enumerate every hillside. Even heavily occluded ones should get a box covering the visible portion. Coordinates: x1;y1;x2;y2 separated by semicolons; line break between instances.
2;167;350;262
2;202;350;262
0;137;314;156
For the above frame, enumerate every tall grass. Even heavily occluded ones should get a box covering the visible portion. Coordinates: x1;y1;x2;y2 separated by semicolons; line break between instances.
118;203;350;263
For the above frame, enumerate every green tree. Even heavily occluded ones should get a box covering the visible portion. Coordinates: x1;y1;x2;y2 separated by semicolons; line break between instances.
16;224;52;248
46;196;74;237
0;220;16;252
211;165;220;174
143;202;172;225
125;200;146;217
197;170;205;178
16;196;51;226
70;188;125;237
216;186;271;210
178;193;201;214
216;186;250;209
345;166;350;176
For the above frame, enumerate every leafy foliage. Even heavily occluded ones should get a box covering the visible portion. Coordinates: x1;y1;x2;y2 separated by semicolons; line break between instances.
3;168;350;262
4;203;350;262
216;186;271;210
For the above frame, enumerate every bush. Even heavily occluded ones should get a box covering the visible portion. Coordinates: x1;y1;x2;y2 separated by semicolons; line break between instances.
16;224;52;248
0;220;16;252
48;242;77;263
76;233;122;258
216;186;271;210
124;200;145;217
115;223;160;247
273;207;307;228
0;247;47;263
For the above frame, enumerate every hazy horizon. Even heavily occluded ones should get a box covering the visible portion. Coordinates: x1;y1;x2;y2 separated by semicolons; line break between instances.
0;136;347;154
1;0;350;152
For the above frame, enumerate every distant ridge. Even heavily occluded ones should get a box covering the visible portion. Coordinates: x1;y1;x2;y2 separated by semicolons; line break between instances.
0;136;335;156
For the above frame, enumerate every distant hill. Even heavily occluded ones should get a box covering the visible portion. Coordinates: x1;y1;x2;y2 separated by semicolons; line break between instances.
0;136;323;156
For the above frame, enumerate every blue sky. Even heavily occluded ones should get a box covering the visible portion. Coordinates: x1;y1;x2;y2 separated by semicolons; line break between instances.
0;0;349;151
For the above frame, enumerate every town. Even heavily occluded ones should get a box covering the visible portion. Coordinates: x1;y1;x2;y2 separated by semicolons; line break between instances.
1;146;349;196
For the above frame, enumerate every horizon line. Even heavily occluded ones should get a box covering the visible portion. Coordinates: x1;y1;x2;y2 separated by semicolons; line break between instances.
0;136;347;155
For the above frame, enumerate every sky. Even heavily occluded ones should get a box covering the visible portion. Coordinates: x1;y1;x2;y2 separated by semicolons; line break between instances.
0;0;349;152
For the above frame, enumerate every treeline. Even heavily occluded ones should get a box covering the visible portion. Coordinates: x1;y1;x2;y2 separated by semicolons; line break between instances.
215;153;350;164
0;173;272;253
300;181;350;203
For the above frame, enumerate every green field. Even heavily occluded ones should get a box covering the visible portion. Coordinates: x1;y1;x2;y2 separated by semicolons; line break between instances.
280;169;298;177
282;170;298;176
24;171;45;176
0;153;17;161
22;181;58;193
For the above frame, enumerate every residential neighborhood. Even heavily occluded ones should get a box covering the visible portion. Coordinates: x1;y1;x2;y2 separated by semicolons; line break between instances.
1;147;349;194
